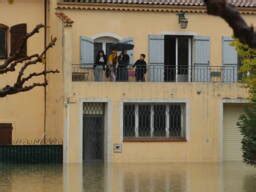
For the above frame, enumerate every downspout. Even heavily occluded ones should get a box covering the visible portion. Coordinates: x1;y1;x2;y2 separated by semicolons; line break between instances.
43;0;48;144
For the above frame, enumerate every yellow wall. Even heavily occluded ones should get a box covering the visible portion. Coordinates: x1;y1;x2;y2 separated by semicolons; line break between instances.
0;0;45;141
67;83;247;163
45;0;64;140
64;10;256;66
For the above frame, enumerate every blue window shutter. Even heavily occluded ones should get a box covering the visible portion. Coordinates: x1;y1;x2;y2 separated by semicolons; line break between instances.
148;35;164;82
193;36;210;82
222;36;238;83
80;36;94;66
120;37;134;65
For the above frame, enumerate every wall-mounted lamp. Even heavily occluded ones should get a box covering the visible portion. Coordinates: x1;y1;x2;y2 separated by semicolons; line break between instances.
177;12;188;29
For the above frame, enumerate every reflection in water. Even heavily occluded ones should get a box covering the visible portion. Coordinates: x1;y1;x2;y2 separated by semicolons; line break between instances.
243;174;256;192
0;163;63;192
0;162;256;192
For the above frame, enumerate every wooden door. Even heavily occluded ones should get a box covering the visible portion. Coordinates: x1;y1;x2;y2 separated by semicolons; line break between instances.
0;123;13;145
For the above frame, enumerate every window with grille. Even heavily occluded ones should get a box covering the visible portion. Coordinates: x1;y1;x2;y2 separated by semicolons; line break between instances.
123;103;186;140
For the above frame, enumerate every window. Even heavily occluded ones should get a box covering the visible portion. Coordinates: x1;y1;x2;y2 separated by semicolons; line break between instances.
164;36;192;82
123;103;186;141
0;24;8;59
0;23;27;60
94;36;119;58
149;35;212;82
80;35;133;67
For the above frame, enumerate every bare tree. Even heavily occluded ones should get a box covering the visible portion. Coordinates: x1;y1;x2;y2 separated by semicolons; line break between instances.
204;0;256;49
0;24;59;97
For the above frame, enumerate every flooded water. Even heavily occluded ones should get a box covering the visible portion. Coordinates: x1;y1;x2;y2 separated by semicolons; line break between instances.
0;162;255;192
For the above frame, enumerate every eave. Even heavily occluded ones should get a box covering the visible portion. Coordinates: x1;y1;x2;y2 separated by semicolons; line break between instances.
56;2;256;15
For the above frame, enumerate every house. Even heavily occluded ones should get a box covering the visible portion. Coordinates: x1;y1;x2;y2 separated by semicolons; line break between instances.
0;0;255;163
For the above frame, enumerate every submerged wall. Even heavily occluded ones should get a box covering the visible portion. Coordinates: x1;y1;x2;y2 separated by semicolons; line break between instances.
66;82;248;163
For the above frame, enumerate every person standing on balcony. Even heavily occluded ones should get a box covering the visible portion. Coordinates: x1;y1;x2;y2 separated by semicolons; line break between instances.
94;50;107;81
107;50;118;81
117;50;130;81
133;54;147;82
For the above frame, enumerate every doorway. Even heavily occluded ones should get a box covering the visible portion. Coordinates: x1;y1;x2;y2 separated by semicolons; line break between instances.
164;35;192;82
94;36;119;59
223;103;244;161
83;103;105;163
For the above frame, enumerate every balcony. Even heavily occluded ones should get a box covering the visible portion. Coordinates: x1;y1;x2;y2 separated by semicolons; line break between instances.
72;64;239;83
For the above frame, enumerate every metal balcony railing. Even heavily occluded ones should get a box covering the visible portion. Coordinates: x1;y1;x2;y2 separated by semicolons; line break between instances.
72;64;239;83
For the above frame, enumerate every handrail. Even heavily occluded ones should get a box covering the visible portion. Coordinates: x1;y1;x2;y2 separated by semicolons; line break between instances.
72;64;240;83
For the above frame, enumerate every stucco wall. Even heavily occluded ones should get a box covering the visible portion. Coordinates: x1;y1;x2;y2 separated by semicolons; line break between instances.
66;82;248;163
0;0;45;141
45;0;64;140
62;9;256;66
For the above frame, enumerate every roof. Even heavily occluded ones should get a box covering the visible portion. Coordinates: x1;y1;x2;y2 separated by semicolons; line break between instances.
61;0;255;8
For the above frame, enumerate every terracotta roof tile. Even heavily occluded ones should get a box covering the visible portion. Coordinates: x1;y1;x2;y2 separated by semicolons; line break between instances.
61;0;255;8
55;12;74;26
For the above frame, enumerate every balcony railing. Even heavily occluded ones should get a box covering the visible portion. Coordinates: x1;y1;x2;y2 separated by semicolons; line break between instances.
72;64;239;83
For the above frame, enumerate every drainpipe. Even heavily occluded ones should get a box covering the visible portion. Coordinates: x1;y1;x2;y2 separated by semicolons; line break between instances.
43;0;48;144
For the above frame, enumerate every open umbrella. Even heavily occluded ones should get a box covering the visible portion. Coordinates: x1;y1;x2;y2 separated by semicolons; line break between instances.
110;43;134;51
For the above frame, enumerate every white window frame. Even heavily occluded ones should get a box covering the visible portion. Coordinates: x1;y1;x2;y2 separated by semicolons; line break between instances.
122;101;188;140
94;36;119;54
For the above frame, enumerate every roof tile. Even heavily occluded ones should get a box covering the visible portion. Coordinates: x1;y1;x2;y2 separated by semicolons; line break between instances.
62;0;255;8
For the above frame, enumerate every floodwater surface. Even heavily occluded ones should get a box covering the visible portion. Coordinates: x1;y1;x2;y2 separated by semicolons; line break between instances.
0;162;255;192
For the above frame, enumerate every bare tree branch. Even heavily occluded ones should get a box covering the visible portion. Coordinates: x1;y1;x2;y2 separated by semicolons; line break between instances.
16;37;57;85
0;83;47;97
0;54;39;74
203;0;256;49
0;24;59;98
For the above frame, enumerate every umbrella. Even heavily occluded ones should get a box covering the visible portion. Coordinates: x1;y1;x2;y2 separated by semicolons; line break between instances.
110;43;134;51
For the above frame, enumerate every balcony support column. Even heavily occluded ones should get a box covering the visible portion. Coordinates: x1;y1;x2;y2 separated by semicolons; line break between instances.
62;20;73;164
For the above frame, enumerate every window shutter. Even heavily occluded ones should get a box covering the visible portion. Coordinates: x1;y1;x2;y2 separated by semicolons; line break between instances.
10;23;27;57
193;36;210;82
222;37;238;83
80;36;94;66
120;37;134;65
0;24;8;59
148;35;164;82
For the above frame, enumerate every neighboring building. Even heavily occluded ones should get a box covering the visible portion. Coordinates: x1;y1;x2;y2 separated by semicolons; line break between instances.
0;0;47;143
0;0;255;163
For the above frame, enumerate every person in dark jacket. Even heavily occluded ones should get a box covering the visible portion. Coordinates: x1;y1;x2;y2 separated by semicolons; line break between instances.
117;50;130;81
94;50;107;81
133;54;147;82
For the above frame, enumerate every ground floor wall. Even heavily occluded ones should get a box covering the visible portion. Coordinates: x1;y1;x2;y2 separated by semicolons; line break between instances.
64;82;248;163
0;90;45;143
